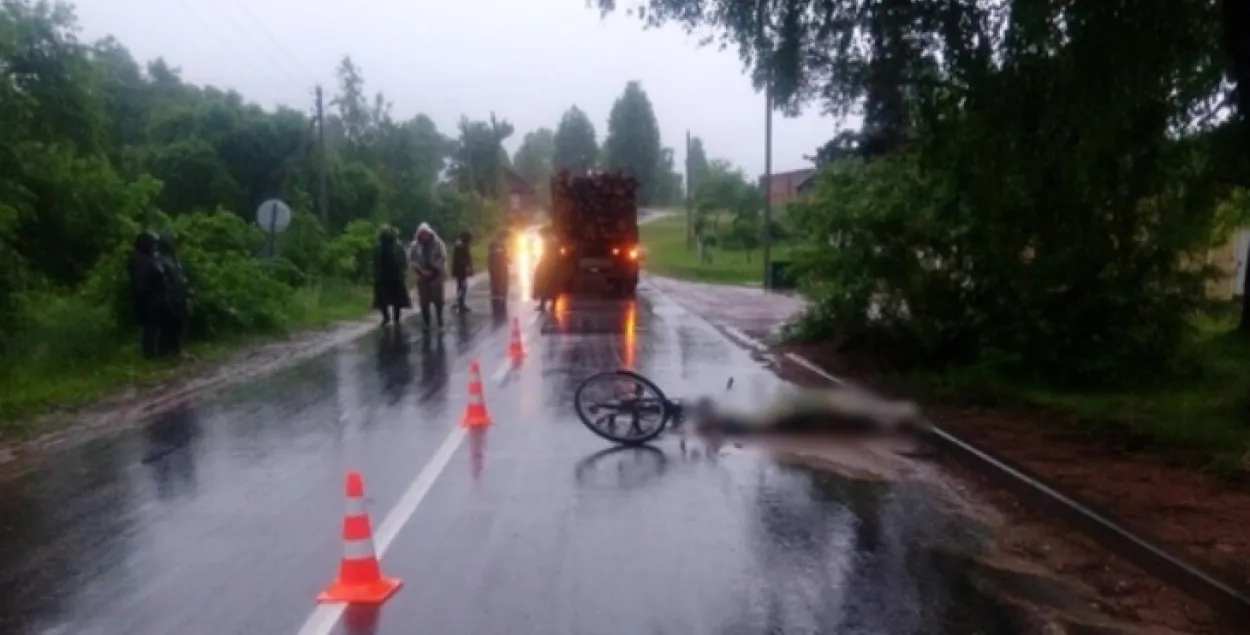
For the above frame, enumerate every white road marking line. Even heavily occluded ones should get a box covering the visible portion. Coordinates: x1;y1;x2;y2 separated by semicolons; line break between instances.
645;279;770;355
782;352;850;387
371;429;466;553
720;324;768;352
655;283;854;390
491;361;510;383
296;310;539;635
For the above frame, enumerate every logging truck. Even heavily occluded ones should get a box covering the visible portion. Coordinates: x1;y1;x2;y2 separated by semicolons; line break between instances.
549;170;640;297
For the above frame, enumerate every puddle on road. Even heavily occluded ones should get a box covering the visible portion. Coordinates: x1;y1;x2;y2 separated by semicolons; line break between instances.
777;454;1151;635
574;440;1150;635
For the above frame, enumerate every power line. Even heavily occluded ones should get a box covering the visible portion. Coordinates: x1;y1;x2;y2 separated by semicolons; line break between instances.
222;3;319;82
209;3;309;87
172;0;308;91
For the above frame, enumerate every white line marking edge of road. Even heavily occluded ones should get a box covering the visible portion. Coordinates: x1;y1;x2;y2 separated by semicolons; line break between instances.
296;311;540;635
644;277;773;356
645;277;852;390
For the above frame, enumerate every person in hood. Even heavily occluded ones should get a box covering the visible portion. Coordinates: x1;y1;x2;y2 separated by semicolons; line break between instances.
486;230;510;309
155;230;191;357
450;230;474;314
408;222;448;330
128;231;169;359
373;227;412;325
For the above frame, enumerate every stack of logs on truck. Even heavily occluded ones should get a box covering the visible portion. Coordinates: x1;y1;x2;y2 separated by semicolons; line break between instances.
548;170;641;297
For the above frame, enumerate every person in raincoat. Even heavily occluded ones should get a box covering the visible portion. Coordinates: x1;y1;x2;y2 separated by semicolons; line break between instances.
450;231;474;314
128;231;169;359
155;230;191;357
408;222;448;330
373;227;412;325
486;230;510;308
531;225;560;311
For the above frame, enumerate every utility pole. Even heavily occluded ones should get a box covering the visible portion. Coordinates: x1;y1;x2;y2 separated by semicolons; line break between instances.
315;86;330;228
762;76;774;289
685;130;694;250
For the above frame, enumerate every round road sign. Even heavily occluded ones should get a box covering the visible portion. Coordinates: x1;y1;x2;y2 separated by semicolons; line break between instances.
256;199;292;233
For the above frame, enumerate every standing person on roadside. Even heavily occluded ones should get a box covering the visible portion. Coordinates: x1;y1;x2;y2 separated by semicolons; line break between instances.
373;227;412;326
450;231;474;314
128;231;168;359
486;230;510;309
532;225;560;312
408;222;448;331
155;230;191;358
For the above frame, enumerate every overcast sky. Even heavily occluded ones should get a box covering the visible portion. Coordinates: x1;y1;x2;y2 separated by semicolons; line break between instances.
72;0;845;180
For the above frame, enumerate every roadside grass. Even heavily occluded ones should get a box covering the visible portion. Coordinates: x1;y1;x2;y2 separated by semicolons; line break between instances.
640;213;793;285
907;315;1250;474
0;279;371;438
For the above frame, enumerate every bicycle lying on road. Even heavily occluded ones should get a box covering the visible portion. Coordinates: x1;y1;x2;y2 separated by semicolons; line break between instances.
575;367;931;449
574;369;729;446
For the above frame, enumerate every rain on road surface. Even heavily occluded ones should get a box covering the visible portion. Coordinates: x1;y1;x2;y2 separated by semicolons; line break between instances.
0;255;1057;635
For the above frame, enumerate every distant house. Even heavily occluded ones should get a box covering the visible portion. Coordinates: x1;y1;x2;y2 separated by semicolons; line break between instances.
759;168;817;209
795;171;821;197
502;167;539;212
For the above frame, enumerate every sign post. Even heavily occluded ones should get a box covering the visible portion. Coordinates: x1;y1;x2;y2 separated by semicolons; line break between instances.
255;198;292;259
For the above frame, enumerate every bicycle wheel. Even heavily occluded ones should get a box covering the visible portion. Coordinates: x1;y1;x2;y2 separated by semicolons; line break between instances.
573;369;672;445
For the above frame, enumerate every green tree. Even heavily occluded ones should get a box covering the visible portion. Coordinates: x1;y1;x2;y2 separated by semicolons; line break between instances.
450;113;514;199
0;0;512;399
371;113;454;232
331;56;372;152
513;127;555;203
138;138;241;215
650;146;683;206
552;105;599;174
90;36;150;162
327;160;383;231
695;160;751;210
602;81;665;205
602;0;1232;384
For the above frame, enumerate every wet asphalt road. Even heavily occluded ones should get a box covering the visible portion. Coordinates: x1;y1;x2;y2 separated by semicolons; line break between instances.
0;262;1038;635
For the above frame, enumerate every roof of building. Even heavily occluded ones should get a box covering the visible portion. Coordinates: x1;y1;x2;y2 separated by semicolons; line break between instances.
796;171;821;192
758;167;817;187
503;167;537;196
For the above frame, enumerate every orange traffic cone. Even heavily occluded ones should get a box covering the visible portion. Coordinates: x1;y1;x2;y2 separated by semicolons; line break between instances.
461;360;493;428
508;317;526;361
317;472;403;605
